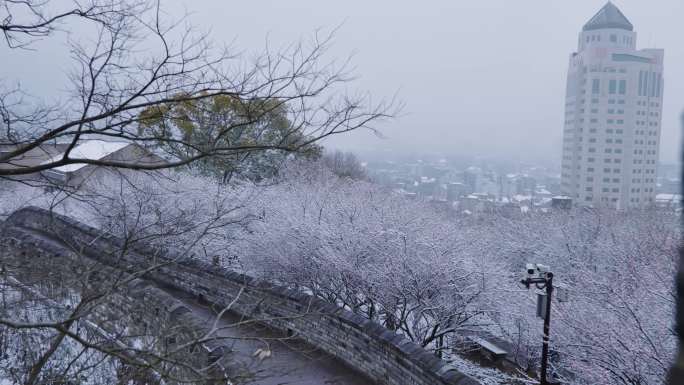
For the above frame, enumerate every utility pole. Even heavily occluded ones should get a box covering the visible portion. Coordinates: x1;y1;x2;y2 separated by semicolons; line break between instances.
539;272;553;385
521;264;554;385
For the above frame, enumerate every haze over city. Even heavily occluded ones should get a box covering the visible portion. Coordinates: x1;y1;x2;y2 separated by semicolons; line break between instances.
5;0;682;163
194;0;684;164
1;1;683;384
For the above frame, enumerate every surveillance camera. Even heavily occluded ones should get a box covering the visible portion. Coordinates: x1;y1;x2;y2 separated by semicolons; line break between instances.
520;274;532;288
536;264;551;274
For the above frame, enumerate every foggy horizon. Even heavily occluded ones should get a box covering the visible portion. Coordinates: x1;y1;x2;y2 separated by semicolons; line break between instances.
1;0;682;165
174;0;682;165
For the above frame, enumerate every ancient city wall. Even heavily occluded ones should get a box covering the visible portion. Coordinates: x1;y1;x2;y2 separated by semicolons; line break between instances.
2;207;479;385
0;223;230;382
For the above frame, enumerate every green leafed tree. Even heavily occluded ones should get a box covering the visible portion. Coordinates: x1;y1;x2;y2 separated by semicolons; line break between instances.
138;94;323;182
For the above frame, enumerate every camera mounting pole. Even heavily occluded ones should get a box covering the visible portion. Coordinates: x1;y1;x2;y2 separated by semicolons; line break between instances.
521;268;554;385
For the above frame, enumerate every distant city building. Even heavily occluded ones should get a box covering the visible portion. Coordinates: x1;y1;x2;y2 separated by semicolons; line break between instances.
516;175;537;195
658;177;681;195
447;182;469;201
416;177;439;197
463;167;479;194
654;193;682;210
560;2;664;208
551;196;573;210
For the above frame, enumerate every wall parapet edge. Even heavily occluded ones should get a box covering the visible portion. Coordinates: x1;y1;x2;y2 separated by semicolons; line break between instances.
3;206;480;385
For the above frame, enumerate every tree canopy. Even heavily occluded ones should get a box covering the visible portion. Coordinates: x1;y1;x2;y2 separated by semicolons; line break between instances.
139;94;322;182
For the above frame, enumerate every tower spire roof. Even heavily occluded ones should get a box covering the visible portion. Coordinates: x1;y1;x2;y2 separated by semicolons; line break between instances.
582;2;633;31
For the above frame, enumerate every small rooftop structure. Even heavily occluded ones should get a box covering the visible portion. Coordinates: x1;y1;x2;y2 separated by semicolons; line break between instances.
551;196;573;210
40;140;165;187
41;140;130;173
583;2;633;32
0;143;69;178
655;193;682;209
656;193;682;202
467;336;508;362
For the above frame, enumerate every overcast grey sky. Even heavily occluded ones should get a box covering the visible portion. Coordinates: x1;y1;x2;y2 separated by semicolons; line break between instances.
170;0;682;164
3;1;682;164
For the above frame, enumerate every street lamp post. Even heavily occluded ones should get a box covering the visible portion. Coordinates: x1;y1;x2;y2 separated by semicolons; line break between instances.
521;264;554;385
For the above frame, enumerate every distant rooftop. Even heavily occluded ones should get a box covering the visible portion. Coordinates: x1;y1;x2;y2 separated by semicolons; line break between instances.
42;140;129;173
583;2;633;32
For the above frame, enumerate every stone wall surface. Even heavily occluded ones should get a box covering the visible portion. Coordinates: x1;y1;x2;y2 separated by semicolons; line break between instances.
0;223;230;382
2;206;480;385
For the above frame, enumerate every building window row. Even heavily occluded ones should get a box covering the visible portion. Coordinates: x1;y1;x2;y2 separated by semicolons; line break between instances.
634;140;658;145
603;168;622;174
584;34;633;47
608;79;627;95
601;187;620;193
601;177;621;183
632;169;656;175
592;80;627;96
638;70;662;98
630;188;654;193
636;101;661;107
634;130;658;136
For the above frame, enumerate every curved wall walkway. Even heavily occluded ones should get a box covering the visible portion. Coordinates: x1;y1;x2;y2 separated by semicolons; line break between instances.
3;207;479;385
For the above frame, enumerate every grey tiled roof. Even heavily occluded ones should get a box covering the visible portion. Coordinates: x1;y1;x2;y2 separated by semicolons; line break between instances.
583;2;633;31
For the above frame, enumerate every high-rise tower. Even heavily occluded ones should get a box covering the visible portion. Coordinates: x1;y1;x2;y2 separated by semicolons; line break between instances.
560;2;664;208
